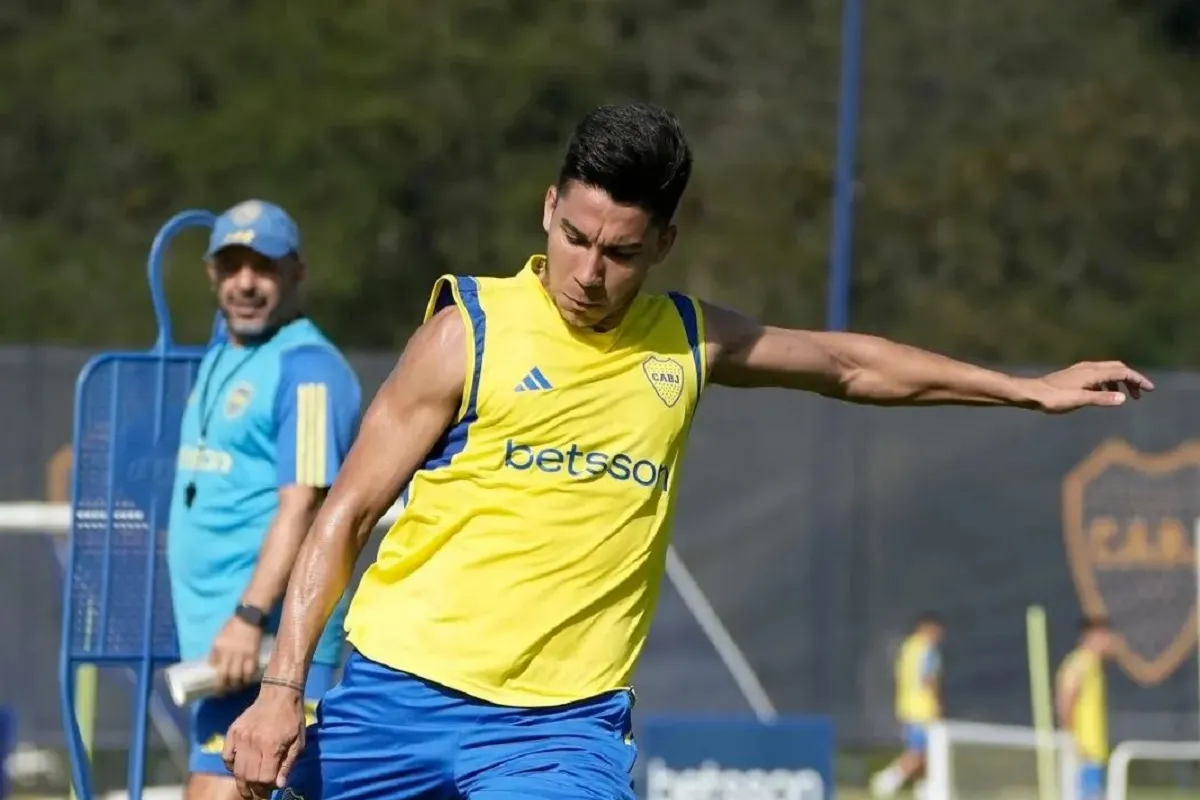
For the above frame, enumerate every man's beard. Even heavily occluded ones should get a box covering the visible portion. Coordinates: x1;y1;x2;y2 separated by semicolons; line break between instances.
227;317;269;337
221;302;274;339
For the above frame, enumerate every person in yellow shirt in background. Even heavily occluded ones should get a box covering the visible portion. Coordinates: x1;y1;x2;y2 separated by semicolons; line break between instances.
871;613;945;799
1056;616;1114;800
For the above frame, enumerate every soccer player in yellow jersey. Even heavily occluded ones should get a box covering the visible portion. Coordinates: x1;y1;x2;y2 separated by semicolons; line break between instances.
870;614;945;799
222;102;1151;800
1056;616;1114;800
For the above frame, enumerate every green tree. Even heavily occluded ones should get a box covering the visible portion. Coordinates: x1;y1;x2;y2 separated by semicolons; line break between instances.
3;0;1200;366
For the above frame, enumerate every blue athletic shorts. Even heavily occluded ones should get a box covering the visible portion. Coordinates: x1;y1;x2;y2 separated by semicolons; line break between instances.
281;650;638;800
1078;762;1105;800
903;723;928;753
189;663;336;775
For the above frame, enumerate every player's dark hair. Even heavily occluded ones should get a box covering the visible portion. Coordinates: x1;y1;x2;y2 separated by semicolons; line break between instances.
1080;615;1110;635
556;103;693;224
915;612;943;629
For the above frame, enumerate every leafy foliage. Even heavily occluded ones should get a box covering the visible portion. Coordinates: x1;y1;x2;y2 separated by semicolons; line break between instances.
2;0;1198;365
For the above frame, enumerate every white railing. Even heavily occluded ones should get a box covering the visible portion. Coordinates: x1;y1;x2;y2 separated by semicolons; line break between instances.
1105;740;1200;800
0;502;72;531
0;501;407;533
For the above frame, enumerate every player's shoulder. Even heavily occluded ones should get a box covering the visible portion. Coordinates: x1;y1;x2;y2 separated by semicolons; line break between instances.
425;272;519;318
618;289;704;334
425;272;541;344
275;323;359;392
278;341;354;376
472;271;537;309
1061;647;1095;674
276;318;344;355
432;271;524;298
899;633;925;655
273;344;362;420
640;288;700;309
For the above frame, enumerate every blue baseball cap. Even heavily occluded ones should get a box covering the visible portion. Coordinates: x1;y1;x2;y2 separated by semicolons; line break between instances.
205;199;300;259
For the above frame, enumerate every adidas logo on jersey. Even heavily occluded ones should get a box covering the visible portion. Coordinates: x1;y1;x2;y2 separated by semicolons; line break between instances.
514;367;553;392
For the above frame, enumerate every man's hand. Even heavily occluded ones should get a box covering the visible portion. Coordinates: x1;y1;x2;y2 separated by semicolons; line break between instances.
1029;361;1154;414
223;685;306;798
209;616;263;694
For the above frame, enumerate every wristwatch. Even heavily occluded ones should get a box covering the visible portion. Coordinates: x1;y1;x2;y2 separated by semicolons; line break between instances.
234;603;268;629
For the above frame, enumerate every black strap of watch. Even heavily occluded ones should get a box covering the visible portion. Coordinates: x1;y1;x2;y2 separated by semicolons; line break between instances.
234;603;268;628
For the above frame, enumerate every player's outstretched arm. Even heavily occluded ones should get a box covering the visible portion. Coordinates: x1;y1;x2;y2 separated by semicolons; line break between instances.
700;300;1152;413
223;307;466;796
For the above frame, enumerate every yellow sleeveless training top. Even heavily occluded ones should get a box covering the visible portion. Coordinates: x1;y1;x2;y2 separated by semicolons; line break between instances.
895;633;941;723
1058;647;1108;762
346;255;706;706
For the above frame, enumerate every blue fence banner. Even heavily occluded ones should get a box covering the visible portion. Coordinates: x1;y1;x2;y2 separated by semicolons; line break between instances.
0;706;13;800
638;715;835;800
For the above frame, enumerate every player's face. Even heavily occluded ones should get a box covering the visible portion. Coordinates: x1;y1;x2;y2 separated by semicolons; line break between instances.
207;246;303;341
541;181;676;330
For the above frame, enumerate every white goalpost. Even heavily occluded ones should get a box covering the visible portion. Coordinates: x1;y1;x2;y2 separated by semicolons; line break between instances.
924;589;1200;800
1105;740;1200;800
926;725;1200;800
926;719;1081;800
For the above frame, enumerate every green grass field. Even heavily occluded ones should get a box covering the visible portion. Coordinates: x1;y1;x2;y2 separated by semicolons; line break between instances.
17;785;1194;800
17;743;1194;800
13;778;1197;800
836;787;1197;800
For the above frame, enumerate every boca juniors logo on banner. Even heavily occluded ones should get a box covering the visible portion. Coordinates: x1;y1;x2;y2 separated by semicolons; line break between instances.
1062;439;1200;686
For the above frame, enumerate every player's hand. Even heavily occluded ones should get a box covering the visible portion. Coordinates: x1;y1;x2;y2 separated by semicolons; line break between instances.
209;616;262;694
1030;361;1154;414
223;684;306;799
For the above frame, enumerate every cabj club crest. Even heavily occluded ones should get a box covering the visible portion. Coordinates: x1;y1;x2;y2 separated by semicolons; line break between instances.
643;356;685;408
1062;439;1200;686
224;382;254;419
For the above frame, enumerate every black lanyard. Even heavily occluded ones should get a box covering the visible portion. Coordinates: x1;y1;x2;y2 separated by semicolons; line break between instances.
184;342;262;508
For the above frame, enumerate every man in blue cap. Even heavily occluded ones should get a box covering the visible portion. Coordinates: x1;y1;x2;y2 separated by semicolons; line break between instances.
166;200;362;800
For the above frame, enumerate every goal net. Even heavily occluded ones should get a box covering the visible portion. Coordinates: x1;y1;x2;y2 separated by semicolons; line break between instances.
926;720;1080;800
